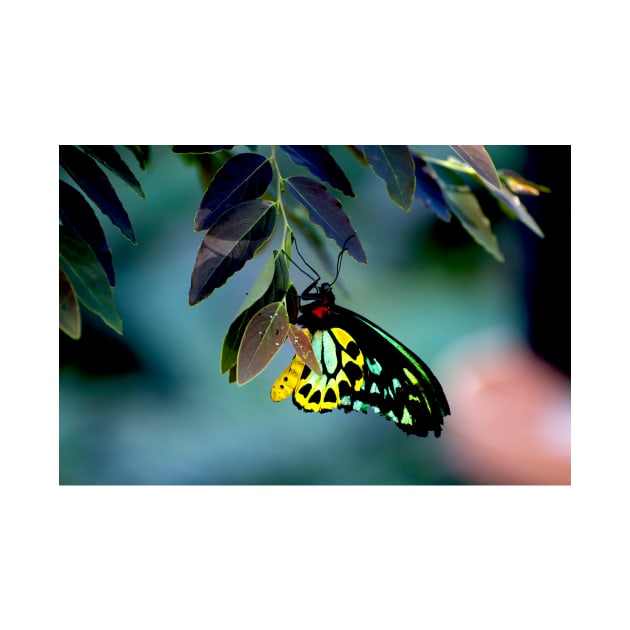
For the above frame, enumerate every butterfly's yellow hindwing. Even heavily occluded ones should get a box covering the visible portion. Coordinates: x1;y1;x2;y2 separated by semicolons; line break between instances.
272;327;365;413
271;354;307;401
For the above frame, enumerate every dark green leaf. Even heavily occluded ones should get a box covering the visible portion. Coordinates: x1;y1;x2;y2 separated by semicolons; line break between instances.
81;145;145;199
236;301;289;385
362;145;415;211
60;146;136;243
125;146;150;170
285;284;300;323
429;161;504;262
59;226;123;334
288;323;321;376
59;181;115;286
450;146;501;189
228;365;237;383
412;155;451;221
189;199;276;305
221;251;290;374
285;176;367;264
59;268;81;339
280;146;355;197
173;146;234;154
194;152;273;231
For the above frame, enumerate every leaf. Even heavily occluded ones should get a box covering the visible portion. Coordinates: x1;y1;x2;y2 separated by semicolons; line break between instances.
362;145;416;211
194;152;273;231
81;145;145;199
287;324;321;376
412;155;451;221
280;146;355;197
236;301;289;385
450;146;501;189
59;181;116;286
125;146;150;170
285;176;367;264
59;268;81;339
59;226;123;334
285;284;300;324
499;169;551;196
429;162;504;262
235;252;277;317
345;145;369;166
189;199;276;305
488;184;544;238
228;365;237;384
59;146;136;243
221;251;290;374
173;146;234;154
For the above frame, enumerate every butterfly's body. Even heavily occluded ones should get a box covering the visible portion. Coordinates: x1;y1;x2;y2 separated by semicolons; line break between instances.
272;281;450;437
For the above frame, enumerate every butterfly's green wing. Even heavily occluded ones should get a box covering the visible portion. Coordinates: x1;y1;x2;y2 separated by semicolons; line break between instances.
271;302;449;437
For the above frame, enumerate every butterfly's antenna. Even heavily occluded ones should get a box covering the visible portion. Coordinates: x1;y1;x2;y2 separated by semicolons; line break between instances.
330;235;354;287
291;237;321;283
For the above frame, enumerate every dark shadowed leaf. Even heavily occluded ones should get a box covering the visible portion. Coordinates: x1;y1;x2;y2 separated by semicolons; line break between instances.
412;155;451;221
173;146;234;154
362;145;415;211
450;146;501;189
59;268;81;339
228;365;237;383
220;251;290;374
237;301;289;385
429;161;504;262
59;226;123;334
194;152;273;231
60;146;136;243
81;145;145;198
280;146;355;197
59;181;116;286
285;176;367;263
125;146;150;170
285;284;300;323
189;200;276;305
288;324;321;376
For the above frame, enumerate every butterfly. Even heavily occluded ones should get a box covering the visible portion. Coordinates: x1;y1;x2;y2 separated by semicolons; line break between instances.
271;273;450;437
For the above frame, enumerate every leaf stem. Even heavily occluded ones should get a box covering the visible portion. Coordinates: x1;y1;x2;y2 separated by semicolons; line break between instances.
269;146;291;247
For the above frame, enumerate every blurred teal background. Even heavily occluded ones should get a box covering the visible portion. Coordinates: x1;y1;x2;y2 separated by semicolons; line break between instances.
59;146;570;484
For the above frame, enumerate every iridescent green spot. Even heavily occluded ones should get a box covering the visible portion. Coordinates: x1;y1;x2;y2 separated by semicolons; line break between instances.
401;406;414;425
321;331;338;374
365;356;383;375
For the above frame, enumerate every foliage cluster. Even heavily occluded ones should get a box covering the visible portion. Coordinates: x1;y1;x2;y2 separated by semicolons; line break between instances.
59;145;548;384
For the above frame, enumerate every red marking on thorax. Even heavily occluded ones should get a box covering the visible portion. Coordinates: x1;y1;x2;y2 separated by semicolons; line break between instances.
312;305;330;319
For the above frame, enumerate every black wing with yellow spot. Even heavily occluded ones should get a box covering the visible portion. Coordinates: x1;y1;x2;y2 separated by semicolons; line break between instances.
271;283;450;437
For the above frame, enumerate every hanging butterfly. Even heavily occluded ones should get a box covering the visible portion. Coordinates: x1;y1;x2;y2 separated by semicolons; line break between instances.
271;243;450;437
